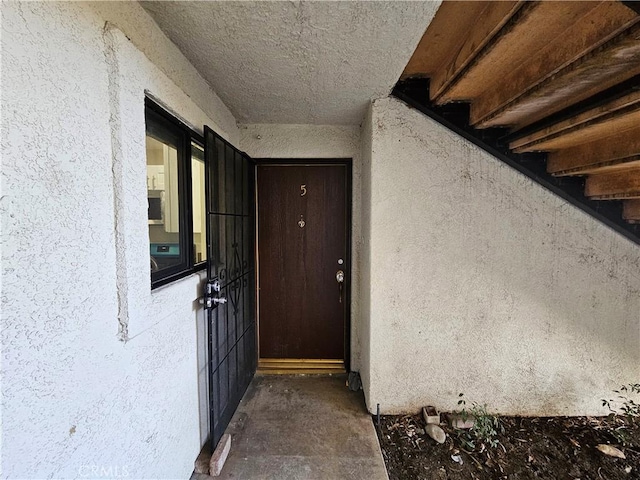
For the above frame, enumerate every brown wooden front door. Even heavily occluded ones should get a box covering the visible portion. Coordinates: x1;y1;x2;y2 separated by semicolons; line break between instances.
257;163;349;363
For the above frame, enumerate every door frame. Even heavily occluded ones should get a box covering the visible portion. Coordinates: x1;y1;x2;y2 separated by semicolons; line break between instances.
254;158;353;372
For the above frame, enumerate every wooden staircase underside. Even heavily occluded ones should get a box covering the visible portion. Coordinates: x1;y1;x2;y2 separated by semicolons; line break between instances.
395;0;640;244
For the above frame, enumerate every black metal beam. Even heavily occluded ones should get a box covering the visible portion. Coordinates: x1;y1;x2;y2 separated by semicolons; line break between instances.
621;1;640;15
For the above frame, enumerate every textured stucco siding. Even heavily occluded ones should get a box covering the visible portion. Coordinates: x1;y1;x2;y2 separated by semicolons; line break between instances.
140;1;442;125
359;108;374;401
363;97;640;416
90;1;238;146
239;124;363;370
2;2;237;478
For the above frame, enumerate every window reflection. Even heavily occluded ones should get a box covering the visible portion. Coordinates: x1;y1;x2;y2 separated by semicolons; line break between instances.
192;142;207;264
146;134;181;272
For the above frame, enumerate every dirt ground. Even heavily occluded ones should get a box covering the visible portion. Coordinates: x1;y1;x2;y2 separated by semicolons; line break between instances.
375;414;640;480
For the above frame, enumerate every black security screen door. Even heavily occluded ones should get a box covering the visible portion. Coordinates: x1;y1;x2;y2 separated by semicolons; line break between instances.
203;126;256;448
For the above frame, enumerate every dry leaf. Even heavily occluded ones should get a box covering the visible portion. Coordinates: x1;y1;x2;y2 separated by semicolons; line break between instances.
596;444;625;459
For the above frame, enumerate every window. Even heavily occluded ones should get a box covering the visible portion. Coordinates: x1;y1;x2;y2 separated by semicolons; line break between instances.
145;99;206;288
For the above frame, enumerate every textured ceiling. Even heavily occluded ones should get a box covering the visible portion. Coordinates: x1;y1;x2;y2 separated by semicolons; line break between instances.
140;1;441;125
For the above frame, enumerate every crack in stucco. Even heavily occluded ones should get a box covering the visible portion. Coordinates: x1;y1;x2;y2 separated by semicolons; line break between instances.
103;22;129;342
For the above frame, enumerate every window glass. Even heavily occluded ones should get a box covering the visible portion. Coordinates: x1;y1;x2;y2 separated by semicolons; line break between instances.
145;99;209;288
146;129;182;275
191;142;207;264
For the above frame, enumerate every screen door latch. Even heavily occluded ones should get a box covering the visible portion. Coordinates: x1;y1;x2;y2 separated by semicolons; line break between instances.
200;279;226;309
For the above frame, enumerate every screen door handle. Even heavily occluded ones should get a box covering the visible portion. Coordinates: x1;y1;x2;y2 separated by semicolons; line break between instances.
200;279;225;309
199;296;227;309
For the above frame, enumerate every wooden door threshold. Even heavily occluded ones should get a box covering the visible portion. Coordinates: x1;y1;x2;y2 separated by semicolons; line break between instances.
258;358;345;375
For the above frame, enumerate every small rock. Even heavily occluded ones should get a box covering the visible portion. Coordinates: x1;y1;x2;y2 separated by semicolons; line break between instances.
348;371;362;391
596;444;625;459
451;454;463;465
425;424;446;444
447;413;475;429
416;428;425;435
625;466;632;474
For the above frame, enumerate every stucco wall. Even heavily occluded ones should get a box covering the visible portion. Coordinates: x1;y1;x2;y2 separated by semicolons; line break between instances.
239;124;363;370
359;109;374;400
363;97;640;416
2;2;237;477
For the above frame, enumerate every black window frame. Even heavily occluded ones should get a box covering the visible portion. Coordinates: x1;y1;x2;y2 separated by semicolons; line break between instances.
145;97;207;289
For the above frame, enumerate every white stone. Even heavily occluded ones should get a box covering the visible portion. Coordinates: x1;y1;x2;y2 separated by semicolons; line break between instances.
425;425;446;444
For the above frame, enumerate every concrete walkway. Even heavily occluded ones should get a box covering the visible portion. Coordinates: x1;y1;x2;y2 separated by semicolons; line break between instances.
212;374;389;480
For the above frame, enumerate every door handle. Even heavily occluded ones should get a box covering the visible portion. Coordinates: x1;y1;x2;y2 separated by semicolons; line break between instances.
199;296;227;309
200;279;225;309
336;270;344;303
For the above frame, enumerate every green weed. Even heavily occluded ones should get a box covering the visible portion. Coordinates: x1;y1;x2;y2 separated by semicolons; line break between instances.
455;393;504;451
